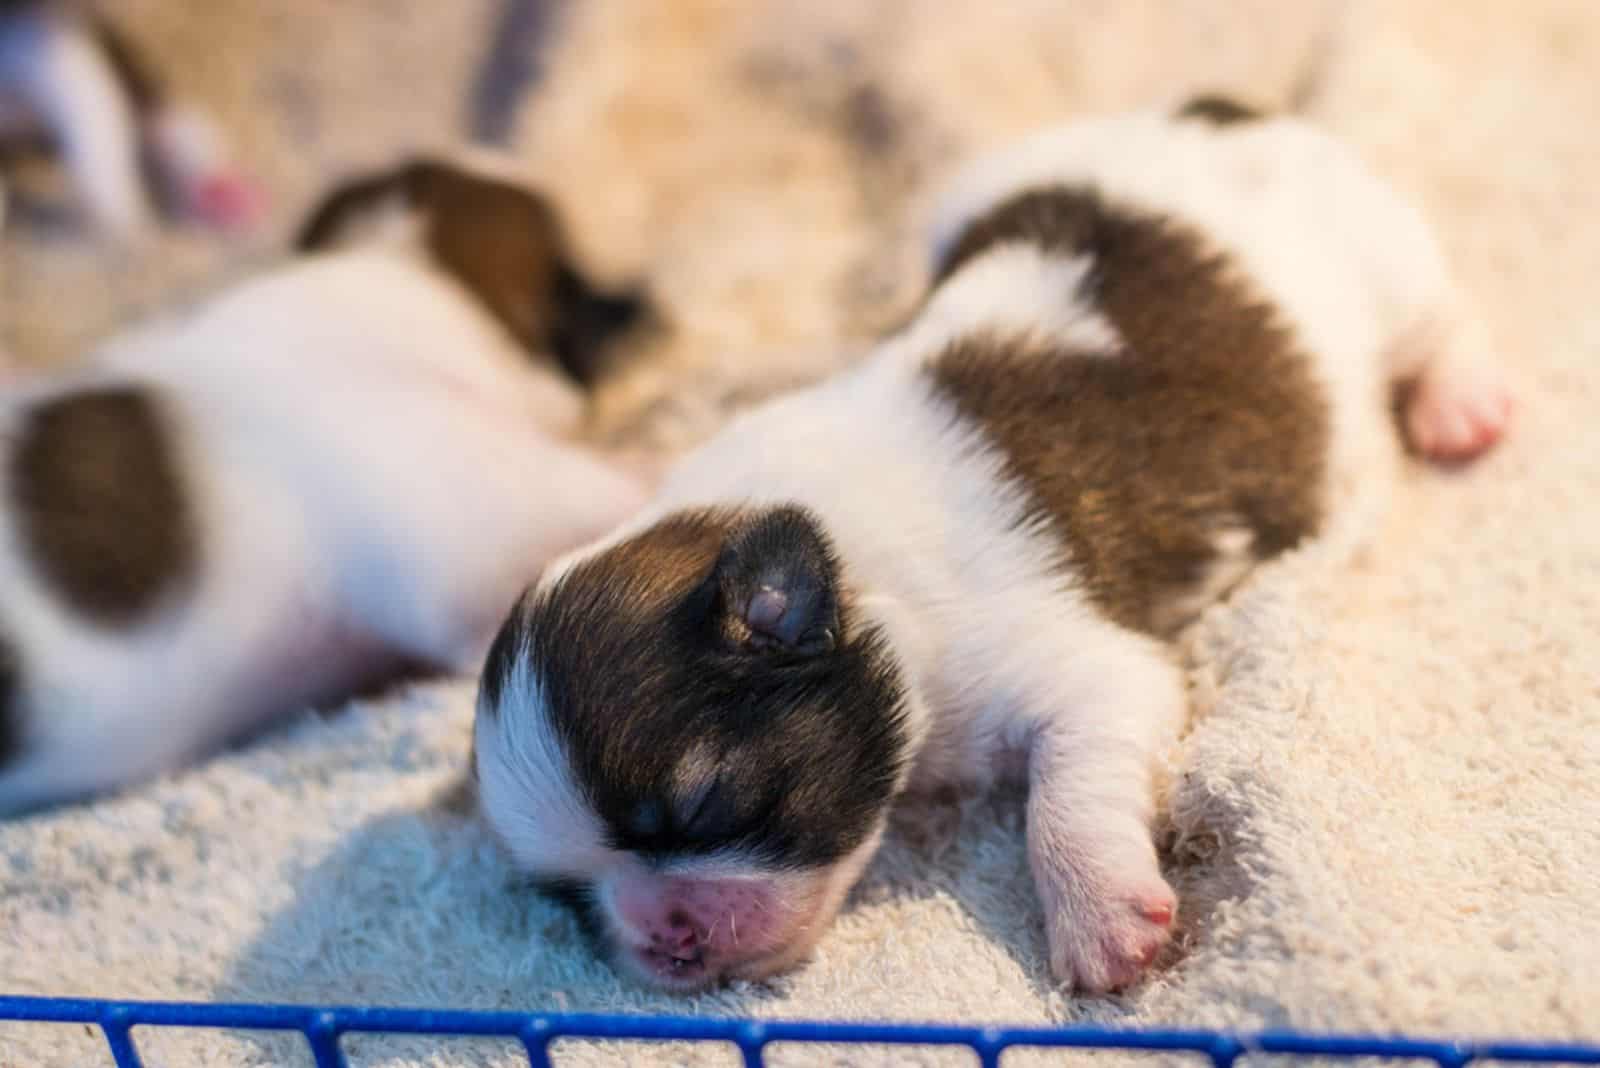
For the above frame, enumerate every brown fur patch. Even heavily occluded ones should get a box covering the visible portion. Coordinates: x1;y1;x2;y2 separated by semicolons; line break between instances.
928;188;1329;636
559;508;740;624
409;160;569;353
1177;94;1265;126
295;159;648;388
293;159;568;350
8;387;197;627
478;509;738;716
487;503;909;869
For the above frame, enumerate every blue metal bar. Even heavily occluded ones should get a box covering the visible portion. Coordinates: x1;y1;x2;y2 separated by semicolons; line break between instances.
305;1010;346;1068
99;1004;143;1068
735;1021;766;1068
1481;1043;1600;1066
1209;1035;1243;1068
519;1019;554;1068
1;994;1596;1066
974;1027;1006;1068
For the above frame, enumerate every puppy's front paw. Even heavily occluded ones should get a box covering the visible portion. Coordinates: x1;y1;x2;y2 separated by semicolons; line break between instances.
1045;869;1176;994
186;171;266;233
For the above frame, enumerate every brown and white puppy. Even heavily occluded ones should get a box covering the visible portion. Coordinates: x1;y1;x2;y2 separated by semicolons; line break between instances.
0;0;261;237
0;156;654;816
473;100;1513;994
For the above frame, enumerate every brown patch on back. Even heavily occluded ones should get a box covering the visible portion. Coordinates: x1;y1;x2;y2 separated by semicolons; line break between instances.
935;183;1100;283
8;387;197;627
1177;94;1265;126
928;188;1329;636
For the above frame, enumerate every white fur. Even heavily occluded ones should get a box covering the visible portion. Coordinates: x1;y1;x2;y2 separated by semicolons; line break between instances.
0;5;151;237
324;185;429;250
901;246;1123;356
0;249;648;815
511;108;1496;992
475;641;609;875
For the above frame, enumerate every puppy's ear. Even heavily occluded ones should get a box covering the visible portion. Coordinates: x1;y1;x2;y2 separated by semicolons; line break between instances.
294;167;408;252
710;507;840;656
548;264;653;388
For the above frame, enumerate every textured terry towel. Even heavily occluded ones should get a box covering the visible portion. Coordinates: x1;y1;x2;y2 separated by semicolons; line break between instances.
3;1;1598;1065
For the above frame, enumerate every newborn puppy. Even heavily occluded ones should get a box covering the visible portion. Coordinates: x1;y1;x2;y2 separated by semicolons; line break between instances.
0;156;653;815
0;0;261;237
474;100;1513;993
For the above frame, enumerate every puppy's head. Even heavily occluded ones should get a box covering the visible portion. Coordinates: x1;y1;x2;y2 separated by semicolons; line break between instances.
296;155;654;388
473;505;913;990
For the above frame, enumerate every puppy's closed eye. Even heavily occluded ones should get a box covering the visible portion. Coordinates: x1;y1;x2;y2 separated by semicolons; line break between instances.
618;777;740;851
675;776;739;842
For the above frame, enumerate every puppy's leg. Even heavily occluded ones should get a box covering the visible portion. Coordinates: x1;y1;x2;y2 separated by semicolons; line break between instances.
84;12;262;233
1392;299;1512;464
140;103;262;232
1345;165;1512;463
1024;627;1186;993
5;11;151;238
0;692;205;817
0;746;137;817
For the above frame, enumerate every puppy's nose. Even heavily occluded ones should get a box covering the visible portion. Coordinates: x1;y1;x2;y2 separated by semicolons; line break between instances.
645;913;707;977
658;911;699;956
652;928;699;957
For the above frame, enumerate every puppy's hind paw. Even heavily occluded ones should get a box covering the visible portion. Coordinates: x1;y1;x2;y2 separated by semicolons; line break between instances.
1404;358;1514;465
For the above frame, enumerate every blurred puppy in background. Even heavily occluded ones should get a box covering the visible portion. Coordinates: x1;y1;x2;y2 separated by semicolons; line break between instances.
0;154;656;815
0;0;261;237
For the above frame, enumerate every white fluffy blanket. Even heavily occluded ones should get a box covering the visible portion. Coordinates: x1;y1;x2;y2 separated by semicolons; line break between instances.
4;2;1598;1065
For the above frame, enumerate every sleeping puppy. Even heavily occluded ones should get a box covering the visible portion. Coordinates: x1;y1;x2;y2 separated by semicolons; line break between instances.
0;155;654;816
0;0;261;237
472;98;1513;994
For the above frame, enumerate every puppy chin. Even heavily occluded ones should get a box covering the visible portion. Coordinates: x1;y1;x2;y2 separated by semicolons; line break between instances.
601;825;888;993
723;826;887;983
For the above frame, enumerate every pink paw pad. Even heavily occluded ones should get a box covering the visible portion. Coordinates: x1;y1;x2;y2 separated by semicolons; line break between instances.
1405;365;1514;464
188;173;266;233
1053;882;1178;994
1141;898;1175;927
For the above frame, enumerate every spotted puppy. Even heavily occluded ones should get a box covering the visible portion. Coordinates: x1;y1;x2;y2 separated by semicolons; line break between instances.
0;156;654;815
473;100;1513;994
0;0;261;237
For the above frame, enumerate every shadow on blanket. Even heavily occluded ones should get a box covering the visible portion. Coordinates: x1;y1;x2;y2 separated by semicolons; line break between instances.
211;772;1239;1067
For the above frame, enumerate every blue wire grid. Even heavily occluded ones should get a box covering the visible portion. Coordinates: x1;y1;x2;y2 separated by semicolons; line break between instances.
1;995;1597;1068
